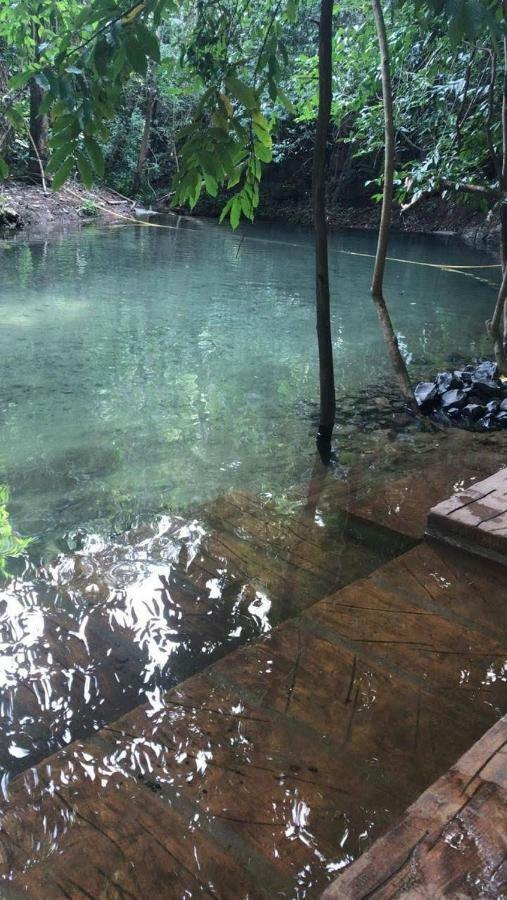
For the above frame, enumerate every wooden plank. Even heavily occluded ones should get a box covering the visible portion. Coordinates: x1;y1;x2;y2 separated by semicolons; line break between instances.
344;463;492;542
428;467;507;563
322;715;507;899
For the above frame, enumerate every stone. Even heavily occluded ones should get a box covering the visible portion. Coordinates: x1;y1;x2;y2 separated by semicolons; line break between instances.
446;407;462;421
500;398;507;412
440;389;468;410
415;382;438;408
436;372;459;394
453;369;473;385
469;380;502;401
462;404;486;423
474;361;498;381
486;400;501;415
477;414;495;430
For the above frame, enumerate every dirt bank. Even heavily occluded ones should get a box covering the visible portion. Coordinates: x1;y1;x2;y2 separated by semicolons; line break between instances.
0;180;136;234
1;179;500;253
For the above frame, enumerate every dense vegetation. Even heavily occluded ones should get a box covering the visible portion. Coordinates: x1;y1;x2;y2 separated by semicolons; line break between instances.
0;0;505;433
0;0;501;214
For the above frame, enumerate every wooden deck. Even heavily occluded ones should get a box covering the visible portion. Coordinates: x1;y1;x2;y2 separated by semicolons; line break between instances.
0;444;506;897
323;714;507;898
428;467;507;563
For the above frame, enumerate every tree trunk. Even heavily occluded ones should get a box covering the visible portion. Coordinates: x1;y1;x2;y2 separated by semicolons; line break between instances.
371;0;418;410
490;10;507;371
312;0;335;447
132;64;157;195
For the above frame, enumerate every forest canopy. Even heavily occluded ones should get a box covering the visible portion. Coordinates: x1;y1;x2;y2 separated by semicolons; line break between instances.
0;0;503;224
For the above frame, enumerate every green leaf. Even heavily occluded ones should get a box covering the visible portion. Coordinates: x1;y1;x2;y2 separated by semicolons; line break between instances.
46;143;74;174
7;69;34;91
225;76;257;110
255;141;272;163
34;72;50;91
0;158;8;180
277;90;296;115
219;197;233;223
51;157;74;191
76;151;94;188
49;120;80;148
125;33;148;76
5;107;25;131
204;172;218;197
230;196;242;229
84;136;105;177
253;122;271;146
94;38;111;76
135;22;161;63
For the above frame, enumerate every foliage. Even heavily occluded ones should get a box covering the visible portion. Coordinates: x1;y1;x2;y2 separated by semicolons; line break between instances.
0;486;32;576
0;0;505;223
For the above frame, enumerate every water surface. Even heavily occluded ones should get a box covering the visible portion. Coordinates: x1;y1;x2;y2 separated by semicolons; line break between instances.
0;218;498;555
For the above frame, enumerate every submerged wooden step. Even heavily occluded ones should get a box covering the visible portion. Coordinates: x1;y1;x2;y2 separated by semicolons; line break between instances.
322;713;507;899
0;538;505;897
0;487;390;779
427;467;507;564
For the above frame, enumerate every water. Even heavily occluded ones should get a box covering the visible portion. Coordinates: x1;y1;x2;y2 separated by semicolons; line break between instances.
0;219;505;897
0;217;498;556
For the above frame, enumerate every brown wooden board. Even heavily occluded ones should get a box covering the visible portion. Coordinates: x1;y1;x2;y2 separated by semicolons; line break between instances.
428;467;507;563
322;714;507;899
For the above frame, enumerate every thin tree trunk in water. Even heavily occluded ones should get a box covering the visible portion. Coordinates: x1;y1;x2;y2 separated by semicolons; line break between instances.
132;64;157;195
312;0;335;446
371;0;418;410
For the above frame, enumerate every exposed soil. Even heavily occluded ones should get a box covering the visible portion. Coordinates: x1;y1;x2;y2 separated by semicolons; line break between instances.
0;179;136;235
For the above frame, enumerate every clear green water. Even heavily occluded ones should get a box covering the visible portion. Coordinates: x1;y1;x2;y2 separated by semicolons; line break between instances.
0;217;498;555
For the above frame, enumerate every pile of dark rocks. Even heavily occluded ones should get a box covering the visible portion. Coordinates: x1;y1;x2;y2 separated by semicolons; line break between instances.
415;361;507;430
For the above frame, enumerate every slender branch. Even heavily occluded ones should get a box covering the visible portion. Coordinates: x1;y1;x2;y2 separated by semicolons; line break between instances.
456;47;476;153
26;125;48;194
371;0;417;409
486;48;502;181
68;1;143;58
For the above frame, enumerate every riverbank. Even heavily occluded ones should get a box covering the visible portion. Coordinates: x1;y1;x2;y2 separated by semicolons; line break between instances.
0;180;135;234
0;178;500;252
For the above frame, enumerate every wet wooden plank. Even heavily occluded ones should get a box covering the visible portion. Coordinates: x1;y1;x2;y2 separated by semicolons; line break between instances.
322;714;507;899
344;463;493;542
428;467;507;563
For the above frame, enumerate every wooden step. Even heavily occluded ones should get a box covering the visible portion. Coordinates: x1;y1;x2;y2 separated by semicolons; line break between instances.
322;713;507;899
428;466;507;564
0;538;505;897
0;486;391;780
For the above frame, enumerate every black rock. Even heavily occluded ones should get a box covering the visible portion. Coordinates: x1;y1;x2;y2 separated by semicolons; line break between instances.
436;372;460;393
474;361;498;381
462;403;486;422
468;379;502;401
496;411;507;425
446;406;462;421
454;369;473;385
486;400;501;414
440;388;468;409
415;382;438;407
477;414;495;430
